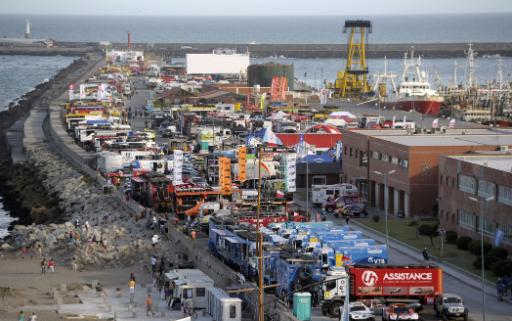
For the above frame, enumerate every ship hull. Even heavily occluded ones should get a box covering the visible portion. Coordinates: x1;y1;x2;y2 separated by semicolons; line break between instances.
381;98;443;116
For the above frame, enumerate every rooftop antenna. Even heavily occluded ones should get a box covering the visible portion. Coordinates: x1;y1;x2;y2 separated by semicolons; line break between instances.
25;19;31;39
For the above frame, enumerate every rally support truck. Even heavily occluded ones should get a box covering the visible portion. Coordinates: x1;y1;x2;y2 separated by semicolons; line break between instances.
321;265;443;318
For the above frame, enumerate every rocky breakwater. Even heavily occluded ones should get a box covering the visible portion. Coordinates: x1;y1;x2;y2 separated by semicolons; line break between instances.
5;147;154;269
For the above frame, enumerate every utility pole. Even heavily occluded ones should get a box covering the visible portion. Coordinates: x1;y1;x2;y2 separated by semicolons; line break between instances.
256;145;264;321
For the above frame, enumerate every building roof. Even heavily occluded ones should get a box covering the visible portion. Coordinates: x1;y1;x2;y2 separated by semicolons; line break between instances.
346;128;512;147
446;154;512;172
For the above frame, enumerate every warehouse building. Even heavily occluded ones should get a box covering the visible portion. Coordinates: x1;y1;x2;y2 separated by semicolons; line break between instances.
438;154;512;251
341;128;512;217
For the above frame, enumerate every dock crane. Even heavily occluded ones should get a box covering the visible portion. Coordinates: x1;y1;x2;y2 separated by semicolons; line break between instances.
332;20;372;98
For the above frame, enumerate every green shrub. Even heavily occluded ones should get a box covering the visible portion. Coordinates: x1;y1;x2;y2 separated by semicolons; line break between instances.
485;247;509;267
469;240;493;256
408;221;418;227
456;236;473;250
372;215;380;223
490;259;512;277
445;230;458;244
473;256;491;270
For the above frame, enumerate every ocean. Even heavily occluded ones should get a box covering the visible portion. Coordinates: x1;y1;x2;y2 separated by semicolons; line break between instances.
1;13;511;237
1;14;512;44
0;55;77;111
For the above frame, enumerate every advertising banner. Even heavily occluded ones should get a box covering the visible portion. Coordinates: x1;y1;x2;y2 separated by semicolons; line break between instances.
173;150;183;185
219;157;232;194
284;153;297;193
238;146;247;182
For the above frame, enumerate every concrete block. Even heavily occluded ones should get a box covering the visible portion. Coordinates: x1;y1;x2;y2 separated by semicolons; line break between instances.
91;279;98;288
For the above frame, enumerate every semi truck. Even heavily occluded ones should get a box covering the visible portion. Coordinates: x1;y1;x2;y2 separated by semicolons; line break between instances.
321;265;443;318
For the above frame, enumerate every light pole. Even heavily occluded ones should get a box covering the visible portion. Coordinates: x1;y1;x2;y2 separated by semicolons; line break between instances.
468;195;494;321
374;170;396;256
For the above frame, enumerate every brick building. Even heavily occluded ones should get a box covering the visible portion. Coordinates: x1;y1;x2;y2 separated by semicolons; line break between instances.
438;154;512;252
341;128;512;217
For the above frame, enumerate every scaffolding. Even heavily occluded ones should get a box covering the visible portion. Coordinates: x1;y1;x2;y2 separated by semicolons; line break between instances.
333;20;372;98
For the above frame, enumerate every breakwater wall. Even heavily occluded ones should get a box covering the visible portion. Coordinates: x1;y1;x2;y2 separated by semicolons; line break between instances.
2;42;512;58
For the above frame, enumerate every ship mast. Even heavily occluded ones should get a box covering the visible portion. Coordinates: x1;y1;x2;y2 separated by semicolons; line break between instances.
465;43;477;88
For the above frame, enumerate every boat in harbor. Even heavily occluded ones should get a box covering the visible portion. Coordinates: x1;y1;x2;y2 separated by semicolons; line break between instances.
380;49;444;116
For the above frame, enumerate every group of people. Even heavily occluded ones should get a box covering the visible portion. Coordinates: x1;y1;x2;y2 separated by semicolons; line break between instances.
39;257;56;274
497;275;512;301
18;311;37;321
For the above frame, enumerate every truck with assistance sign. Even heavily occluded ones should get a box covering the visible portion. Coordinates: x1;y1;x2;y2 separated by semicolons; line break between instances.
321;265;443;318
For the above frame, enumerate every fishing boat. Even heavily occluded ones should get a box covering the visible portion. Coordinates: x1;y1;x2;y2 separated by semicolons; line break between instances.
381;49;443;116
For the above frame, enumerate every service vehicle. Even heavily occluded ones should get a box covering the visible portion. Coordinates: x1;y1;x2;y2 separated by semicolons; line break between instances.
312;184;359;206
434;293;468;321
321;265;443;318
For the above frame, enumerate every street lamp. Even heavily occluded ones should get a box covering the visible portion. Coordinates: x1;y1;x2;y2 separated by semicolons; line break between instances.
373;170;396;256
468;195;494;321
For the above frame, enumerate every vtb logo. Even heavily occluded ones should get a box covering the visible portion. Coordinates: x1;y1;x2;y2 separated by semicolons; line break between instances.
361;271;378;286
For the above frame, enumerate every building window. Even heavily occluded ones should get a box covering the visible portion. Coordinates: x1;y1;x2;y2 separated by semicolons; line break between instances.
501;224;512;239
478;180;495;199
349;147;353;157
458;174;476;194
196;288;205;297
312;176;326;185
229;305;237;318
399;159;409;169
391;157;399;165
479;216;495;234
381;154;389;162
440;175;444;185
498;185;512;206
360;151;368;166
372;151;380;160
458;209;476;230
344;146;347;155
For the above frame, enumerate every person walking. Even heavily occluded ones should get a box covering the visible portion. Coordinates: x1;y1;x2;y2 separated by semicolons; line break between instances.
151;255;157;273
422;247;430;261
71;256;78;272
128;278;136;304
146;294;154;316
40;258;47;275
47;258;55;272
497;278;506;301
28;312;37;321
18;311;25;321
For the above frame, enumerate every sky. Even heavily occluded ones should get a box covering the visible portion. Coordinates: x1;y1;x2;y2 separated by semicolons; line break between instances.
1;0;511;16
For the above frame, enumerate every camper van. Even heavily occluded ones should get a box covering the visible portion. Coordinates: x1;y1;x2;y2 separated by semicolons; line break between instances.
206;288;242;321
311;183;359;206
165;269;215;311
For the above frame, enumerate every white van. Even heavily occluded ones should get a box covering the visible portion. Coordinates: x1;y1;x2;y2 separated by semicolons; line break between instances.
311;183;359;206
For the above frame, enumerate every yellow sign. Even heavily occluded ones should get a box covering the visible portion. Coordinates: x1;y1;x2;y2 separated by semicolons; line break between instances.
335;253;344;267
219;157;232;194
238;146;247;182
309;237;319;243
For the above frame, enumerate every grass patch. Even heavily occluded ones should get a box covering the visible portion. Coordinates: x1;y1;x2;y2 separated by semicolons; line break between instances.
358;217;498;283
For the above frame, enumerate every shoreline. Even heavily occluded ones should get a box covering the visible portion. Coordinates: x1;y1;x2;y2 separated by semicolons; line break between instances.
0;57;88;239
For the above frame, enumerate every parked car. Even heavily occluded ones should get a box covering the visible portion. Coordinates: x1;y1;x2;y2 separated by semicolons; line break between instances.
346;302;375;321
434;293;468;321
382;303;420;321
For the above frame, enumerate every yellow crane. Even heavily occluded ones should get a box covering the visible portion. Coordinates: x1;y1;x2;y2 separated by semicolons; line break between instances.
333;20;372;98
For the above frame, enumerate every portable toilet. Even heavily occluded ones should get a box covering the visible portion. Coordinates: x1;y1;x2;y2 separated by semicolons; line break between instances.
293;292;312;321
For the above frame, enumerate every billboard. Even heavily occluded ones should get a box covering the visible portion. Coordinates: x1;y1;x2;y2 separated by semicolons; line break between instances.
238;146;247;182
186;53;250;75
350;267;443;297
173;150;183;184
219;157;232;194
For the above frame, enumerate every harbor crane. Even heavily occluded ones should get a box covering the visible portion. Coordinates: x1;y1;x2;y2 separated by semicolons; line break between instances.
332;20;372;98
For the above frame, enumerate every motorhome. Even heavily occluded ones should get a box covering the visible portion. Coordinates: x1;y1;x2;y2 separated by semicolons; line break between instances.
311;184;359;206
165;269;215;311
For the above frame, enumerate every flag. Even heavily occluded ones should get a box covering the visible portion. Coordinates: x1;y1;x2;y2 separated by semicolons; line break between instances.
432;118;439;129
260;93;267;111
494;228;505;247
262;127;282;146
448;118;456;128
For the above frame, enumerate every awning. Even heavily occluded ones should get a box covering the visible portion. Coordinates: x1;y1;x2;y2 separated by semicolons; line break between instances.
224;236;246;244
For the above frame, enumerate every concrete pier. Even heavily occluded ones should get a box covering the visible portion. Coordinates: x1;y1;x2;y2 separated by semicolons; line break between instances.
1;41;512;58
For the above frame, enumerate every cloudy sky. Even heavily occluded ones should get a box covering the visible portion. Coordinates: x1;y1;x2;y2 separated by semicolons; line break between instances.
1;0;512;15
